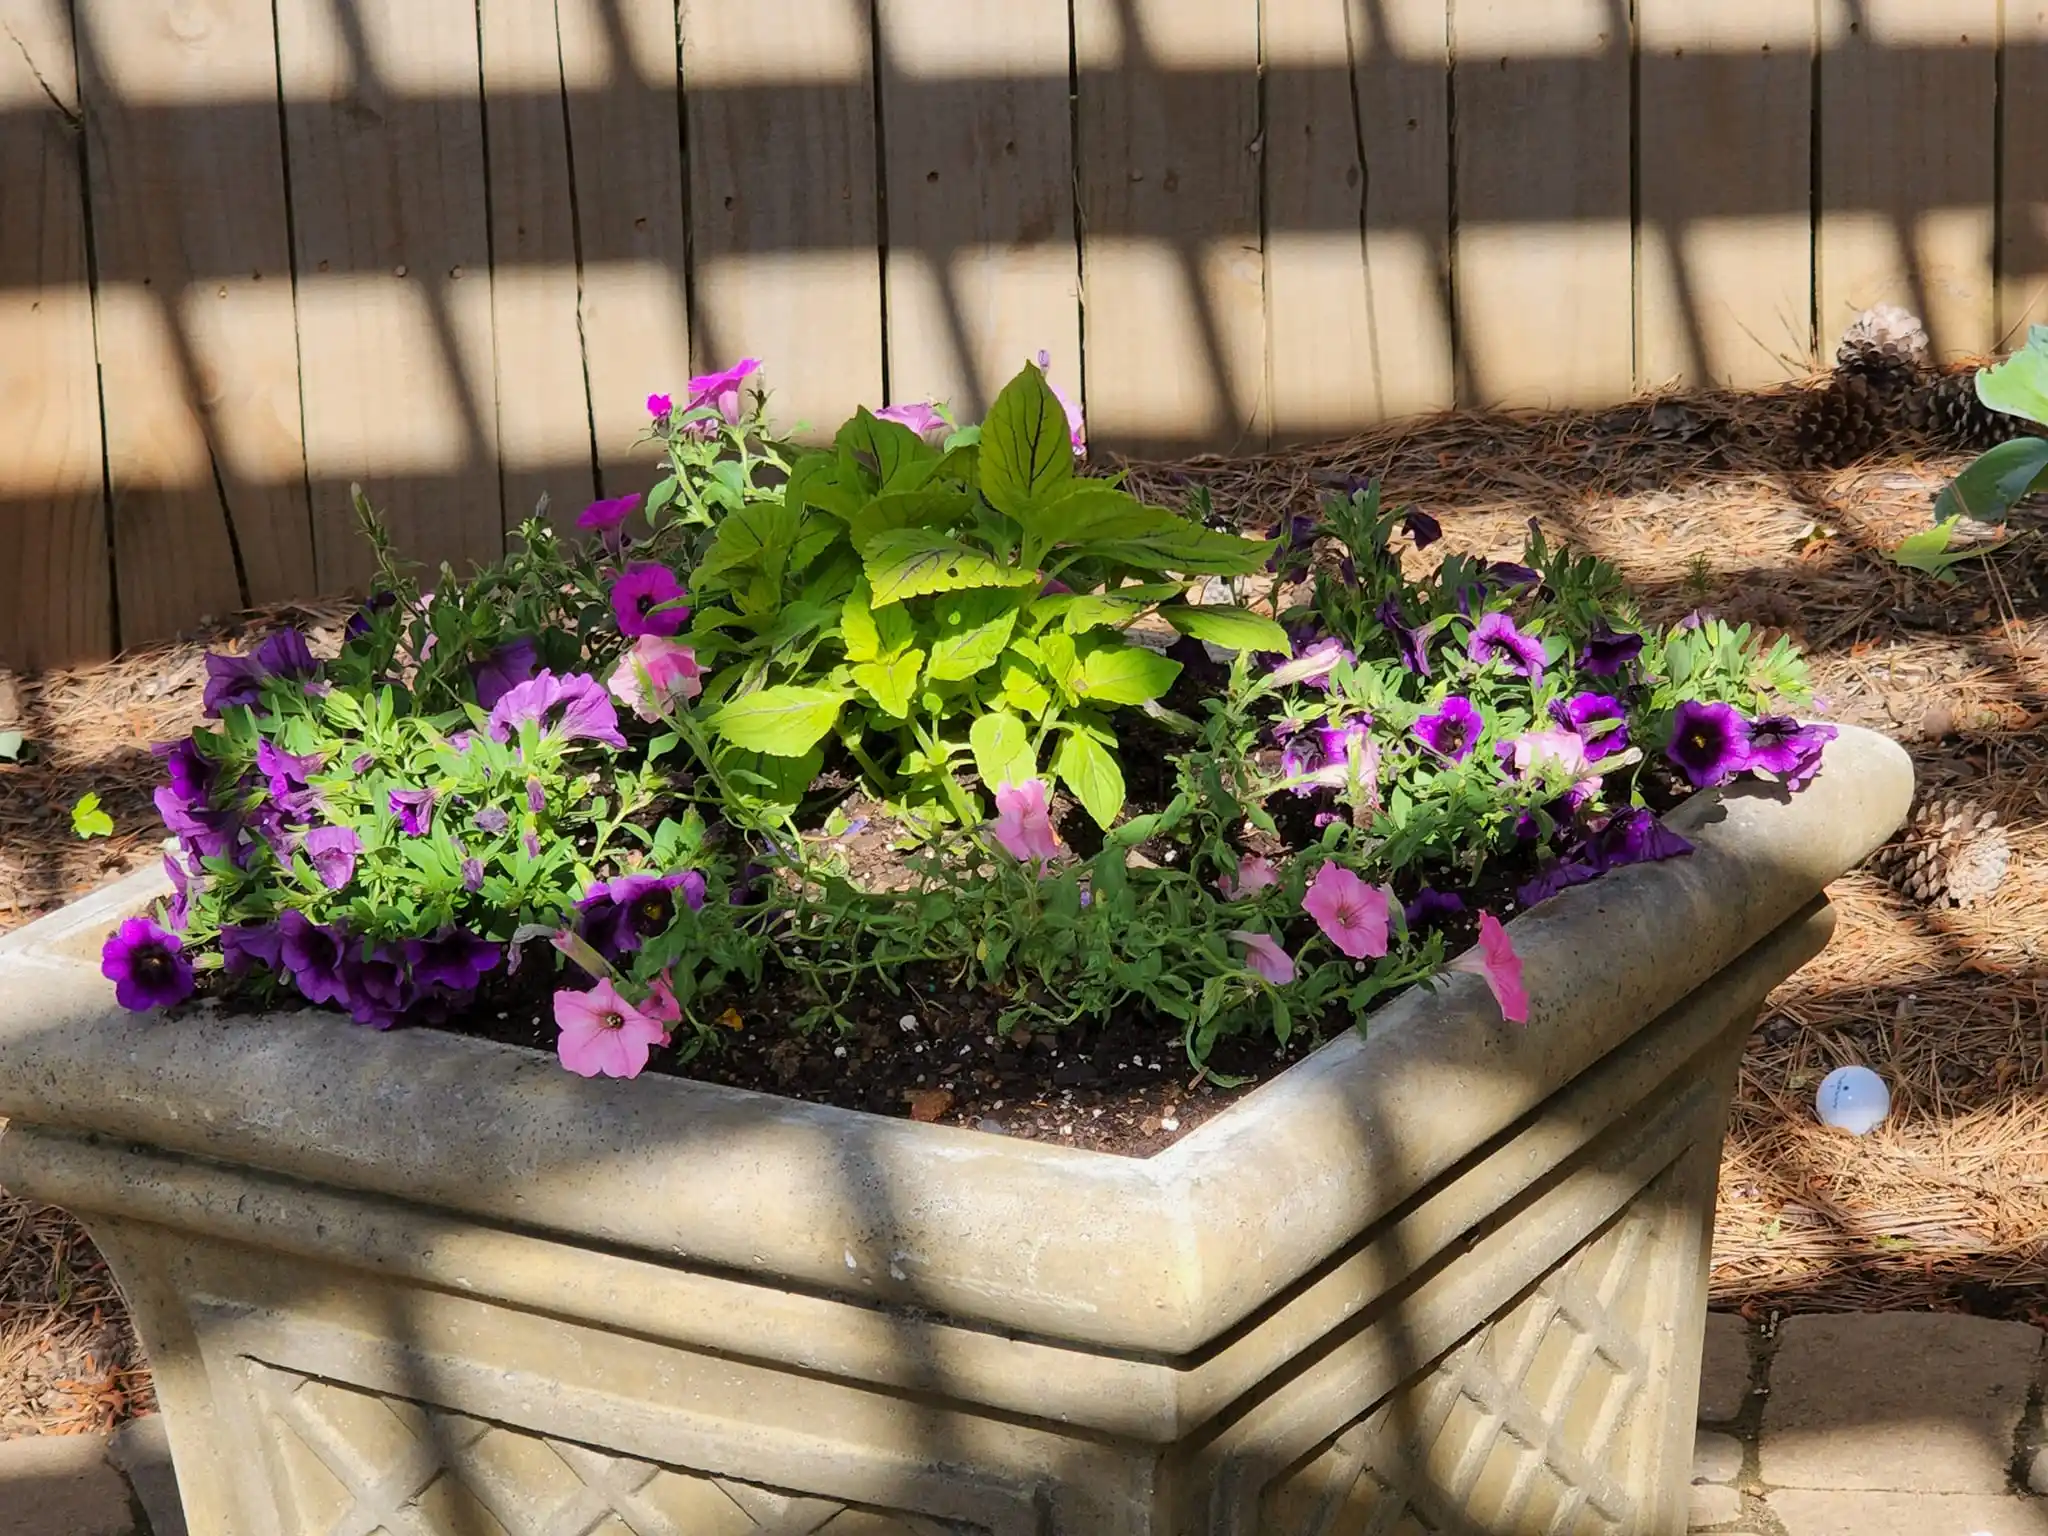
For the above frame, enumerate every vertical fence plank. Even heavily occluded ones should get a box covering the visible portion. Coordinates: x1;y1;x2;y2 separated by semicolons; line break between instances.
1818;0;1997;361
1637;1;1814;388
1074;0;1265;457
557;0;690;497
2002;7;2048;344
277;0;501;593
682;0;883;440
1451;0;1632;408
0;0;108;668
76;0;315;642
876;0;1079;423
478;0;596;529
1264;0;1453;438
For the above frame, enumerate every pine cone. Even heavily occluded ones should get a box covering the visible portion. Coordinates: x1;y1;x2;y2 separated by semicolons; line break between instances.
1789;373;1893;468
1905;370;2033;452
1836;304;1932;388
1872;794;2011;908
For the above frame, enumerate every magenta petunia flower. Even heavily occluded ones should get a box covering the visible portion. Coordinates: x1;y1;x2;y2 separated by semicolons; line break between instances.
1452;911;1529;1023
278;909;351;1007
1746;716;1837;791
1666;700;1752;788
1034;349;1086;455
101;916;194;1011
989;779;1061;863
682;358;762;435
388;788;436;837
472;636;540;710
556;979;670;1078
404;929;502;993
576;870;706;958
1580;620;1644;677
609;562;690;638
303;825;361;889
1230;930;1296;985
874;400;950;441
1302;863;1392;960
607;635;703;721
1467;612;1547;680
486;671;628;750
646;391;673;418
1548;693;1629;761
1216;852;1280;900
577;493;640;535
1413;696;1484;763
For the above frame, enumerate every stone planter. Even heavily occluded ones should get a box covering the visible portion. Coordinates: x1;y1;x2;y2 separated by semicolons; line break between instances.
0;727;1910;1535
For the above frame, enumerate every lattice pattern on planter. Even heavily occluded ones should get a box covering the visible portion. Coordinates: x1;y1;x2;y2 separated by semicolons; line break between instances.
243;1361;982;1536
1262;1194;1664;1536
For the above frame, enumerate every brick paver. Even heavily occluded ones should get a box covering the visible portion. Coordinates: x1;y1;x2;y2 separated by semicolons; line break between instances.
1769;1489;2048;1536
1698;1311;1752;1423
0;1433;138;1536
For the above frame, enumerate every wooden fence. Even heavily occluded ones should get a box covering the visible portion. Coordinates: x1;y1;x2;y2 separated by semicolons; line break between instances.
2;0;2043;668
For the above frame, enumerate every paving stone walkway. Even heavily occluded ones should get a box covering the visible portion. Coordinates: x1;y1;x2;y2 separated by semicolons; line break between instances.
1;1312;2043;1533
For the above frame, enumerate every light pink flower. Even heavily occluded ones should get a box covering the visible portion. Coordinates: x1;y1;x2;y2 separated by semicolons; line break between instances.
606;635;703;721
989;778;1060;863
1504;726;1593;779
644;970;681;1027
682;358;761;434
1302;863;1392;960
1216;853;1280;900
1230;930;1296;985
1034;349;1086;456
874;400;950;442
1452;911;1529;1024
555;979;669;1078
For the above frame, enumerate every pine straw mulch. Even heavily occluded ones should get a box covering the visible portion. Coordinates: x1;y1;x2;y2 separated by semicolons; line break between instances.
1;372;2044;1439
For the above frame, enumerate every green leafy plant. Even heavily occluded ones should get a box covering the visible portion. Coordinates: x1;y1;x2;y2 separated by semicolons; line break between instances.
71;792;113;840
1934;325;2048;523
1890;515;2007;581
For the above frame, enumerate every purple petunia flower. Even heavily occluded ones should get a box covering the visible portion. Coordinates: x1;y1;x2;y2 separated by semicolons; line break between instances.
339;943;412;1029
1467;612;1548;680
472;637;540;711
404;929;502;993
256;629;316;678
152;738;213;806
1403;887;1466;928
486;671;628;751
1580;620;1644;677
1486;561;1541;589
1548;693;1630;762
1266;514;1321;578
350;752;375;775
461;857;485;892
575;870;707;957
161;854;195;931
388;788;436;837
1746;716;1837;792
220;921;284;976
302;825;361;890
101;916;195;1012
1376;598;1431;677
279;910;351;1007
577;494;640;536
1515;857;1605;907
609;562;690;638
154;785;241;863
1402;510;1443;549
1591;806;1695;868
202;629;319;718
526;777;546;813
344;590;398;639
475;806;509;835
523;832;542;859
1413;696;1484;762
1666;700;1752;788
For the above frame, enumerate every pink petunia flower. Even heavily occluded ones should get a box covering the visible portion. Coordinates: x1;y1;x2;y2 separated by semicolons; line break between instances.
1216;853;1280;900
644;970;682;1027
1230;930;1296;985
646;392;673;418
1302;863;1393;960
874;400;950;442
1034;349;1086;456
577;493;640;535
1452;911;1529;1024
989;778;1060;863
682;358;762;434
606;635;703;721
554;979;669;1078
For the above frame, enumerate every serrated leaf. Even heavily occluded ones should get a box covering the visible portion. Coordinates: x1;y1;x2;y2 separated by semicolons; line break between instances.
1974;331;2048;427
862;528;1035;606
997;657;1051;715
850;650;924;718
707;684;851;756
926;591;1023;681
1054;729;1125;829
1933;435;2048;525
1161;603;1292;655
980;363;1075;516
693;498;802;588
848;487;974;551
1075;643;1181;705
969;710;1035;788
835;407;937;490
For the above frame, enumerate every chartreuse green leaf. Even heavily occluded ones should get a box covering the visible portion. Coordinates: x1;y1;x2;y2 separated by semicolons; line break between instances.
968;710;1035;789
1091;518;1274;575
1018;483;1181;549
1973;325;2048;427
980;363;1075;516
836;406;937;491
997;656;1051;715
850;650;924;718
1889;516;2007;582
1059;593;1152;634
1161;603;1292;655
71;792;113;840
1075;643;1180;705
848;487;973;550
707;684;852;756
1932;435;2048;525
862;528;1035;607
693;497;802;588
926;590;1023;682
1053;728;1125;828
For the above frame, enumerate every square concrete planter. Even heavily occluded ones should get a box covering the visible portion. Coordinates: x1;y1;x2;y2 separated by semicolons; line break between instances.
0;727;1910;1535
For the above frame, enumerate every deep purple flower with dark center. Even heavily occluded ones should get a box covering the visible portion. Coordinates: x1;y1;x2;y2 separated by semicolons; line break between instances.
575;870;706;957
1376;598;1431;676
1746;716;1838;791
1266;514;1321;578
388;787;436;837
1467;612;1548;680
101;916;195;1011
153;738;213;806
526;777;546;813
345;590;398;639
1591;807;1695;869
472;636;540;711
1665;700;1752;788
1548;693;1630;761
1413;696;1484;762
220;921;283;976
1403;887;1466;928
461;857;484;892
486;671;628;751
1402;510;1443;549
1580;620;1644;677
404;929;502;993
1516;858;1605;908
154;786;241;862
302;825;361;890
1486;561;1541;589
609;562;690;639
475;806;509;835
339;943;411;1029
279;909;351;1006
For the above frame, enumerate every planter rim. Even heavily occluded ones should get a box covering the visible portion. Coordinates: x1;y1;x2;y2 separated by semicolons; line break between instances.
0;724;1912;1353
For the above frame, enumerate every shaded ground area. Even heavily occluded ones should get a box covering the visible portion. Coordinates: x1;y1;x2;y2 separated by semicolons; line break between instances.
2;379;2044;1437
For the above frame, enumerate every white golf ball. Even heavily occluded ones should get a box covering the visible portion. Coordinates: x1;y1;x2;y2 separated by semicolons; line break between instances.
1815;1065;1890;1135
